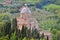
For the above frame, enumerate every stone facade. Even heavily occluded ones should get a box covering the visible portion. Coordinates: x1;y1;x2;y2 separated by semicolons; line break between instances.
17;12;39;31
17;7;52;40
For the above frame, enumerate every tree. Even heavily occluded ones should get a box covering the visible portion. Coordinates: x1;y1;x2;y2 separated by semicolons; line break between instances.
11;18;17;32
56;31;60;40
10;31;16;40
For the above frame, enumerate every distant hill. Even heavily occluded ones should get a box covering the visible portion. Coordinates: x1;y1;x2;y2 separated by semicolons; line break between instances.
32;8;55;21
31;8;56;29
43;4;60;12
0;0;60;9
35;0;60;9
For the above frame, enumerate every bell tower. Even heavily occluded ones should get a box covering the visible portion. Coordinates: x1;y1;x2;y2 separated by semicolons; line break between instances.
17;6;39;31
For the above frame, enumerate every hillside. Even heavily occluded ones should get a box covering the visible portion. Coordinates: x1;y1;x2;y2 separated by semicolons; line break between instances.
0;0;60;40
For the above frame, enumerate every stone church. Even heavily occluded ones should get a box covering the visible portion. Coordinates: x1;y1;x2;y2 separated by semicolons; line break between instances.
17;5;39;31
17;5;52;40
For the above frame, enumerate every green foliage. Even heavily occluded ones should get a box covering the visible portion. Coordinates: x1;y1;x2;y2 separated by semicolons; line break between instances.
25;0;40;4
44;4;60;9
10;31;16;40
52;35;57;40
11;18;17;32
39;20;57;30
23;37;27;40
0;13;11;21
51;29;57;34
31;38;34;40
56;31;60;40
0;21;6;36
56;9;60;18
0;35;8;40
43;4;60;12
